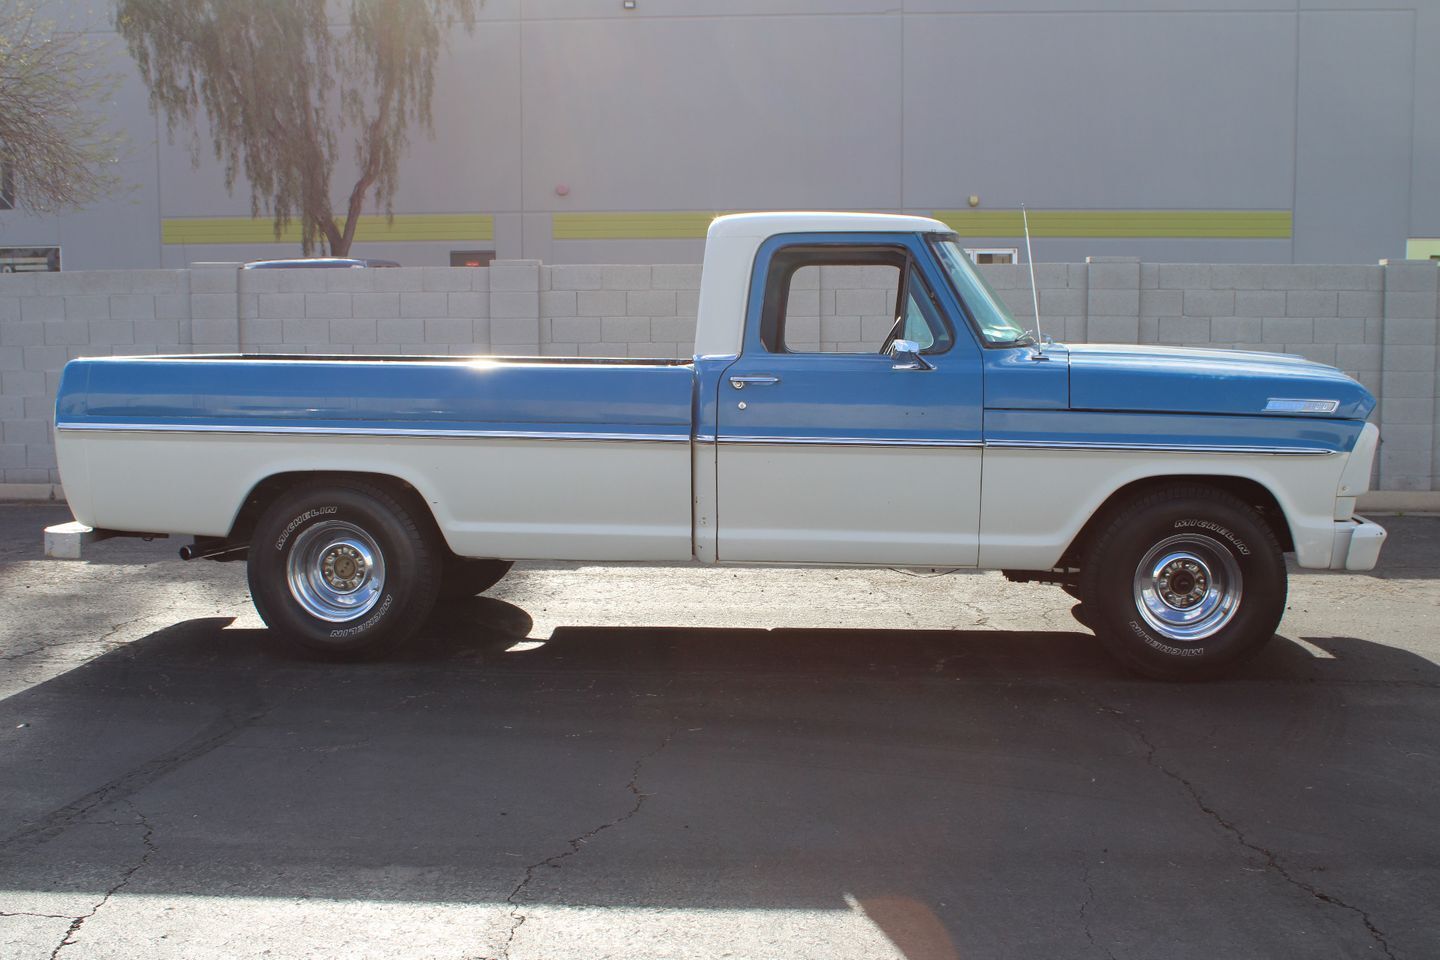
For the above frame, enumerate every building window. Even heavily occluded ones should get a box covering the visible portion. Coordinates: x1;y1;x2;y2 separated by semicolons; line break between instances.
450;249;495;267
964;247;1018;265
0;246;61;272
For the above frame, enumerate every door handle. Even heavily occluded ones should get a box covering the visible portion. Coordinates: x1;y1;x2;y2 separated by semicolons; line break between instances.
730;376;780;390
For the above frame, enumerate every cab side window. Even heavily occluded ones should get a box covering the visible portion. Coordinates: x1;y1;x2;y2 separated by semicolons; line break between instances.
759;245;951;355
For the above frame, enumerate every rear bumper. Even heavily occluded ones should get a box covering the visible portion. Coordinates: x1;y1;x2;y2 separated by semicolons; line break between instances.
1329;516;1387;571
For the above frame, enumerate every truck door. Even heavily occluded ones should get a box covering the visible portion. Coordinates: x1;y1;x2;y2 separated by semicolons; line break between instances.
713;234;983;566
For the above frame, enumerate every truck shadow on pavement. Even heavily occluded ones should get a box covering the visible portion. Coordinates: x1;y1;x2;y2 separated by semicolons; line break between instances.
1;607;1437;959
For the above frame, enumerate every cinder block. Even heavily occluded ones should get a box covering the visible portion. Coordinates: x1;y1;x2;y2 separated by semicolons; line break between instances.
44;320;89;346
1159;316;1210;343
490;291;539;319
191;319;237;346
89;320;136;346
551;317;601;342
275;271;330;293
1381;262;1440;293
1337;291;1382;318
154;294;189;320
325;271;373;293
0;297;18;322
1260;266;1307;290
488;263;539;292
129;271;187;295
424;317;472;343
331;318;378;344
370;270;425;293
1312;317;1364;344
423;267;476;292
378;318;424;342
1316;265;1379;291
628;290;676;317
1378;398;1432;424
601;316;649;342
22;345;68;373
651;316;696;341
1094;289;1141;316
1365;318;1383;344
1381;372;1436;399
0;444;23;468
1262;317;1313;343
305;293;352;319
541;343;579;356
577;290;627;317
650;264;702;290
191;293;237;320
1;321;44;347
820;316;861;342
352;293;401;319
1382;317;1438;346
602;264;651;290
104;295;154;322
1381;345;1436;372
447;292;486;318
133;320;182;346
259;293;306;319
860;316;894;343
1336;344;1382;372
835;289;887;316
1382;292;1438;321
1;369;44;397
1157;264;1211;289
1285;290;1338;318
785;316;821;348
676;290;700;317
1210;317;1262;342
25;443;55;468
282;318;330;343
1183;289;1234;317
189;268;238;294
468;268;490;292
550;265;604;291
21;298;64;322
489;317;539;346
240;319;283;345
1039;288;1084;315
541;291;576;318
1208;264;1268;290
240;270;284;293
401;292;448;319
471;319;491;345
1087;260;1140;290
1233;290;1286;318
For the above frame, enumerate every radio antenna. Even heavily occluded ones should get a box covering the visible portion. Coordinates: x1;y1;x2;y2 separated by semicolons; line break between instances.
1022;204;1044;351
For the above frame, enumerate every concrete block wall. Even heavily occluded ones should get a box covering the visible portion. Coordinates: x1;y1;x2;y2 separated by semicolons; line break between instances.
2;259;1438;498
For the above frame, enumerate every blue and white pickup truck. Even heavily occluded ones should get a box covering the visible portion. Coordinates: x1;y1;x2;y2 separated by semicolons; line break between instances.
50;213;1385;679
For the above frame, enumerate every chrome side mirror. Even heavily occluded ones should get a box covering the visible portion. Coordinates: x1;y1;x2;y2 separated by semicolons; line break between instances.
891;339;934;371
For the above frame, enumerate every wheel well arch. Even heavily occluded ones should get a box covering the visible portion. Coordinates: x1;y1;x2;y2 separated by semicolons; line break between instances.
1060;474;1295;566
226;470;446;549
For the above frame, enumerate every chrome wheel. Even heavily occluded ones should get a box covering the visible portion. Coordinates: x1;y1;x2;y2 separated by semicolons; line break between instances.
286;520;386;622
1132;534;1242;642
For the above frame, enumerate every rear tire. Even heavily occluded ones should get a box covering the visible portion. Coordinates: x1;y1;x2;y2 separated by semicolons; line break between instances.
1079;485;1286;681
247;480;440;659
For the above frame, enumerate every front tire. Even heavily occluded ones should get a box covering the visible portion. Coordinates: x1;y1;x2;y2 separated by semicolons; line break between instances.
1079;485;1286;680
247;480;441;658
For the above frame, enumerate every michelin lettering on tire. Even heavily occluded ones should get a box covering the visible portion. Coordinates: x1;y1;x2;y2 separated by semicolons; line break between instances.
1175;518;1250;555
329;594;394;638
275;505;338;551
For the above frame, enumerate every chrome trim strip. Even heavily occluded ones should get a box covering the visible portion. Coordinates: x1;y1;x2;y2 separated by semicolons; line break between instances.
1265;397;1340;414
984;439;1336;456
710;436;983;448
55;422;691;443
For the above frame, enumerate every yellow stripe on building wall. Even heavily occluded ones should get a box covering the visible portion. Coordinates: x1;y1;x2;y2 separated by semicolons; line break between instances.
161;214;495;245
553;212;724;240
931;210;1293;239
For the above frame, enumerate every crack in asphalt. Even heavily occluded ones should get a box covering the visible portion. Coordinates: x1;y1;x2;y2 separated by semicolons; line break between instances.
0;611;160;663
48;802;156;959
1078;861;1117;960
1084;692;1398;960
0;706;268;850
493;722;678;960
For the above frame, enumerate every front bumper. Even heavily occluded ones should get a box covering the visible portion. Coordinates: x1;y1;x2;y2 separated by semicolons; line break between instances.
1329;516;1387;571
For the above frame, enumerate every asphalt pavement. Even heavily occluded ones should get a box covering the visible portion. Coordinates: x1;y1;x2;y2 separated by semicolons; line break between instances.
1;501;1437;959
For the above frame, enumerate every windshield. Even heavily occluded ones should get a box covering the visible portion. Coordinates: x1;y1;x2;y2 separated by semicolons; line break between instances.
929;235;1031;345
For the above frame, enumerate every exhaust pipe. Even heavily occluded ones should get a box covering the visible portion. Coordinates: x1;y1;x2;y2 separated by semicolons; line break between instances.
179;540;248;562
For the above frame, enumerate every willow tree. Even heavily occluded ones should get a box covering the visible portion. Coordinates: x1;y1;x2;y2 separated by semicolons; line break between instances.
116;0;478;256
0;2;123;212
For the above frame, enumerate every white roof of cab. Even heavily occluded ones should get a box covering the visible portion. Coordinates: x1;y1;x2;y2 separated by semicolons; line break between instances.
707;211;951;239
